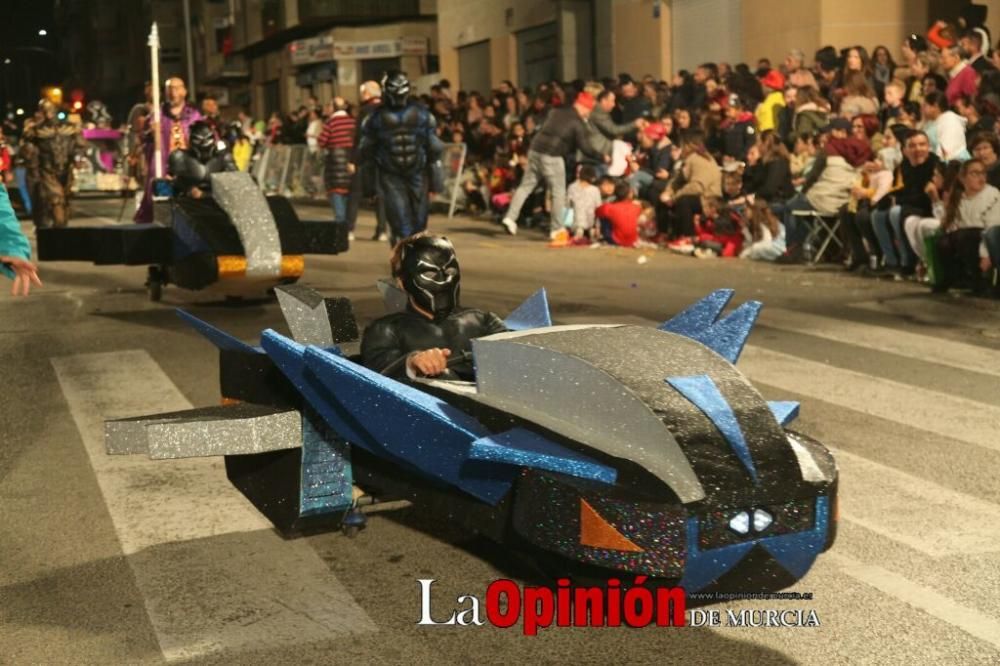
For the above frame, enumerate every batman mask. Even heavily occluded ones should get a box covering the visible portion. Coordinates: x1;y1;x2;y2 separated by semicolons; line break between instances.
398;236;460;320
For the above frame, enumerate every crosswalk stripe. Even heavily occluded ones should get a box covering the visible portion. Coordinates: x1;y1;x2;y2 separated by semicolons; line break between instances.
738;346;1000;454
831;449;1000;557
52;350;376;662
827;552;1000;650
761;307;1000;378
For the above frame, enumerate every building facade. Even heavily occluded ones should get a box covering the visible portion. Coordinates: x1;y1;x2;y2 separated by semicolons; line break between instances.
437;0;1000;94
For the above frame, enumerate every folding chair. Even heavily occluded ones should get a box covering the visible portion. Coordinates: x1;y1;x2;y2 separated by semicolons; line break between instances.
794;210;843;263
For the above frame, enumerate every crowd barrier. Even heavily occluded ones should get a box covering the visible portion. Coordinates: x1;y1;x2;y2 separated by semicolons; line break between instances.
251;143;467;218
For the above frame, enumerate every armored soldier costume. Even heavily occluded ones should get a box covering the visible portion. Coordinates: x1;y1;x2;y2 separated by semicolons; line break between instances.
358;72;445;243
23;100;85;228
361;235;506;380
167;121;237;197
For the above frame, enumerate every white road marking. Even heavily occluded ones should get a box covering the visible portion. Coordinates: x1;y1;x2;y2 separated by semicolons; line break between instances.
761;307;1000;378
739;346;1000;454
828;552;1000;651
52;350;375;661
831;449;1000;557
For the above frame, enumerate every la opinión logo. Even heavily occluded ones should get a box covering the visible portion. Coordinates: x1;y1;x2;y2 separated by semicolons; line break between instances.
417;577;687;635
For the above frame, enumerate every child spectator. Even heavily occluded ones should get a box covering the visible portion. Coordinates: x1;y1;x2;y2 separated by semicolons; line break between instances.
756;69;786;133
1;184;41;296
690;195;744;258
935;158;1000;292
740;199;787;261
790;133;817;187
597;175;617;203
596;180;640;247
567;165;603;240
880;79;907;127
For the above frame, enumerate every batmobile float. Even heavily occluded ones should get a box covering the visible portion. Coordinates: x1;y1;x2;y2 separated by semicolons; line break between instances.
105;287;837;594
35;171;347;301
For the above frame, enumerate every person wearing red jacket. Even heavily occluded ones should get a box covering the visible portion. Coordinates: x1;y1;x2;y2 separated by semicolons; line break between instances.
595;180;640;247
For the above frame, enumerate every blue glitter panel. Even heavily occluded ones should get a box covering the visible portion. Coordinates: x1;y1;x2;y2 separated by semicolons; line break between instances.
680;496;830;591
761;495;828;578
260;330;382;455
301;345;516;505
666;375;759;484
696;301;762;364
176;309;262;354
504;287;552;331
657;290;761;364
768;400;800;426
468;427;617;484
299;407;354;517
679;518;754;592
658;289;734;337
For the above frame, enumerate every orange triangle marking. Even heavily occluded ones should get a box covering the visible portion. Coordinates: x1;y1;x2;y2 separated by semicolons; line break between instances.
579;498;643;552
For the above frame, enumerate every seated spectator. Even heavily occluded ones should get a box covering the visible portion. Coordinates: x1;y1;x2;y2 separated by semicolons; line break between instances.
935;158;1000;291
872;130;940;276
902;160;955;269
872;45;897;88
790;133;817;186
905;50;937;104
740;198;787;261
723;170;750;214
922;73;949;98
596;180;641;247
597;174;617;203
954;96;996;143
783;118;871;256
921;91;969;161
690;195;744;258
881;79;906;127
851;113;883;153
745;130;794;206
840;71;879;119
842;161;895;270
970;132;1000;188
878;124;906;173
659;131;722;240
627;122;672;199
721;95;757;163
672;108;694;143
793;86;830;137
941;44;978;107
755;69;786;133
897;101;922;128
567;164;603;241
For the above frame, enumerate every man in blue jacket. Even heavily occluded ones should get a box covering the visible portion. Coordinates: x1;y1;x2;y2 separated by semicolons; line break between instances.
0;185;41;296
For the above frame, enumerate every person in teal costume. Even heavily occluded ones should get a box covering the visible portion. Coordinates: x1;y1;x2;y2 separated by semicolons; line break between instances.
0;185;41;296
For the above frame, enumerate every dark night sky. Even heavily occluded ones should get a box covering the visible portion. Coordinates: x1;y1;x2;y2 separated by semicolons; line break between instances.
0;0;61;115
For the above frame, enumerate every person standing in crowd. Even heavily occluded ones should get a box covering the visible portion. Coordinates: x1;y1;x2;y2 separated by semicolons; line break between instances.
588;89;645;161
348;80;386;241
200;96;221;137
958;28;995;75
0;183;41;296
319;97;356;235
305;109;323;154
500;91;608;238
136;76;201;223
942;45;978;107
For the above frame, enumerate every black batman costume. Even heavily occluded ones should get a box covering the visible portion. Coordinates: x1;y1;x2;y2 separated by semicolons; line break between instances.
167;120;236;197
361;235;507;380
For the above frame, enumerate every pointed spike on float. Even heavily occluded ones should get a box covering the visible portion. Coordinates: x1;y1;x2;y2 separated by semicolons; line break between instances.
658;289;735;336
176;309;262;354
768;400;800;426
376;278;408;314
697;300;762;364
504;287;552;331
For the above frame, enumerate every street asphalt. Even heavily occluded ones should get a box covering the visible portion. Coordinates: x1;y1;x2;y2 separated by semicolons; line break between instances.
2;196;1000;664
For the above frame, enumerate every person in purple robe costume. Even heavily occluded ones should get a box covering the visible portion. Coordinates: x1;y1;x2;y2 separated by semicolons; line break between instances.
135;76;202;223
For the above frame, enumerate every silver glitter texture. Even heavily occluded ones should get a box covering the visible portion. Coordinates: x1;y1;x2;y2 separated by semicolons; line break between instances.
210;171;283;277
276;285;335;346
105;404;302;459
472;326;705;504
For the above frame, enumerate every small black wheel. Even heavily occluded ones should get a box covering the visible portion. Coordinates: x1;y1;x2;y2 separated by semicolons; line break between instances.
340;507;367;538
342;524;362;538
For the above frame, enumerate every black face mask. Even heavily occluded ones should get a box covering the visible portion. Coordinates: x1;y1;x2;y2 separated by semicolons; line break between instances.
399;237;460;320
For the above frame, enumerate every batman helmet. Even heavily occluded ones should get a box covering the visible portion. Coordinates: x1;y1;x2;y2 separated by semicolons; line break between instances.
396;235;460;320
381;70;411;108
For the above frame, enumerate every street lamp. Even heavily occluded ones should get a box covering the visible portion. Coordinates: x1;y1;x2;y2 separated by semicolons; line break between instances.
3;59;10;65
38;29;47;36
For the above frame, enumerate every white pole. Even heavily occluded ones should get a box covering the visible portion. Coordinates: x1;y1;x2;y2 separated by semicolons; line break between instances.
149;22;162;179
183;0;196;100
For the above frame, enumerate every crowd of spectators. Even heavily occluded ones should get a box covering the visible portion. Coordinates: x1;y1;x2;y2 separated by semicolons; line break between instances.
419;13;1000;295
